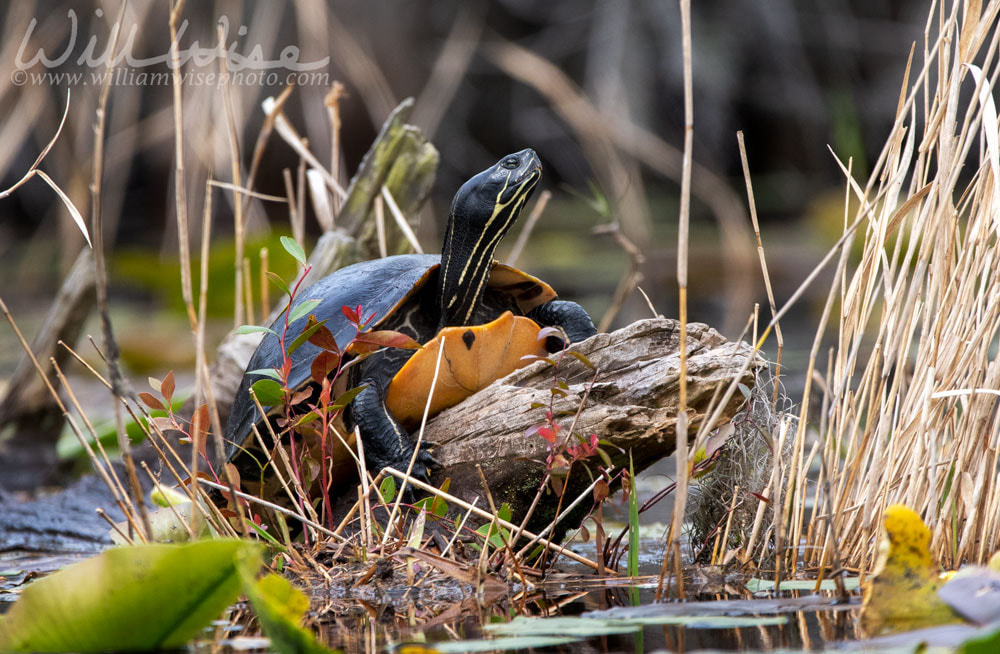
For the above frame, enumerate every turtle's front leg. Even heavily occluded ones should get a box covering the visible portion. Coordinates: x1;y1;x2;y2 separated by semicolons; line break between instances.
350;381;436;484
528;300;597;345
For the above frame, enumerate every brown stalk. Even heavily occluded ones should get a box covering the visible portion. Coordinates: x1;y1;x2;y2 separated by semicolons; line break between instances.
89;2;151;542
736;132;784;409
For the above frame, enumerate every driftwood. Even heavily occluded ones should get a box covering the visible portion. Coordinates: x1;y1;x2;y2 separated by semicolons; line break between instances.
412;318;762;536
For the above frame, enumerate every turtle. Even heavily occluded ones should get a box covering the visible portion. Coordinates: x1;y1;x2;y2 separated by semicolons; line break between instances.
223;148;596;492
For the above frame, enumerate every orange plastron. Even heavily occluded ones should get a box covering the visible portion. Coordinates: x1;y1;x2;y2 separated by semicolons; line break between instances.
385;311;548;430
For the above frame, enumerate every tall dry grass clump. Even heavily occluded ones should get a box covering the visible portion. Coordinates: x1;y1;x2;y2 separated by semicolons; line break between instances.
782;0;1000;574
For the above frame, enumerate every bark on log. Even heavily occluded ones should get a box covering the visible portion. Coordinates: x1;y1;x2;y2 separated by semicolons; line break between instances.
419;318;763;537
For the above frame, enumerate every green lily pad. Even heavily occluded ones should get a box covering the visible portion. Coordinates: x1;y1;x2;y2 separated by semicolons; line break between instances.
0;540;263;652
235;549;332;654
431;635;580;652
745;577;860;593
484;616;638;637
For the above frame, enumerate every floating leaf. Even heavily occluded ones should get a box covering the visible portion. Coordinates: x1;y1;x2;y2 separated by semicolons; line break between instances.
235;548;330;654
251;379;284;406
288;299;322;326
280;235;307;265
485;616;636;638
0;540;263;652
431;636;579;652
746;577;860;593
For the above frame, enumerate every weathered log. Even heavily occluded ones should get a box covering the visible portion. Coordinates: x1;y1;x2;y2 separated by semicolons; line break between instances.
419;318;762;537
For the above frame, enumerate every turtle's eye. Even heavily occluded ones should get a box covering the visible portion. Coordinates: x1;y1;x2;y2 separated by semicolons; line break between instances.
501;157;519;170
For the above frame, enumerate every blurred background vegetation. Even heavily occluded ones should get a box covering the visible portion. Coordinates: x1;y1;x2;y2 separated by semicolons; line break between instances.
0;0;923;385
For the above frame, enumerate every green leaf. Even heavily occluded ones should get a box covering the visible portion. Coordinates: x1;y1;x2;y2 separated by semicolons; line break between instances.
235;549;331;654
379;476;396;504
251;379;285;406
266;271;292;297
247;368;283;381
0;540;263;652
280;235;307;266
430;478;451;517
332;385;366;409
288;299;322;326
293;411;321;428
236;325;277;336
287;317;328;356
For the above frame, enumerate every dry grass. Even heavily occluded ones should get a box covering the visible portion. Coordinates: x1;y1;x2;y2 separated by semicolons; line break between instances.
729;0;1000;577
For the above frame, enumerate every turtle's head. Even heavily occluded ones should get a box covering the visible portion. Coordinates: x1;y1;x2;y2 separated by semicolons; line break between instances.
451;148;542;220
439;149;542;326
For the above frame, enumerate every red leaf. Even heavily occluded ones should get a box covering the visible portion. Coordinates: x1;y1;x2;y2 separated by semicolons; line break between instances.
593;480;610;503
307;321;339;352
319;377;332;406
224;463;242;495
347;330;421;354
537;426;558;444
289;388;312;406
310;350;340;385
138;392;165;411
341;304;360;325
162;370;176;404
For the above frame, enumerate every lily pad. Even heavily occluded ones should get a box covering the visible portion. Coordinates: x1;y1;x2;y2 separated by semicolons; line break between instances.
0;540;263;652
235;548;331;654
746;577;861;593
430;635;580;652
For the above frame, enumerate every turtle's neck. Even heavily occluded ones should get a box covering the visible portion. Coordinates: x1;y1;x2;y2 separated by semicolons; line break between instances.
437;202;505;328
